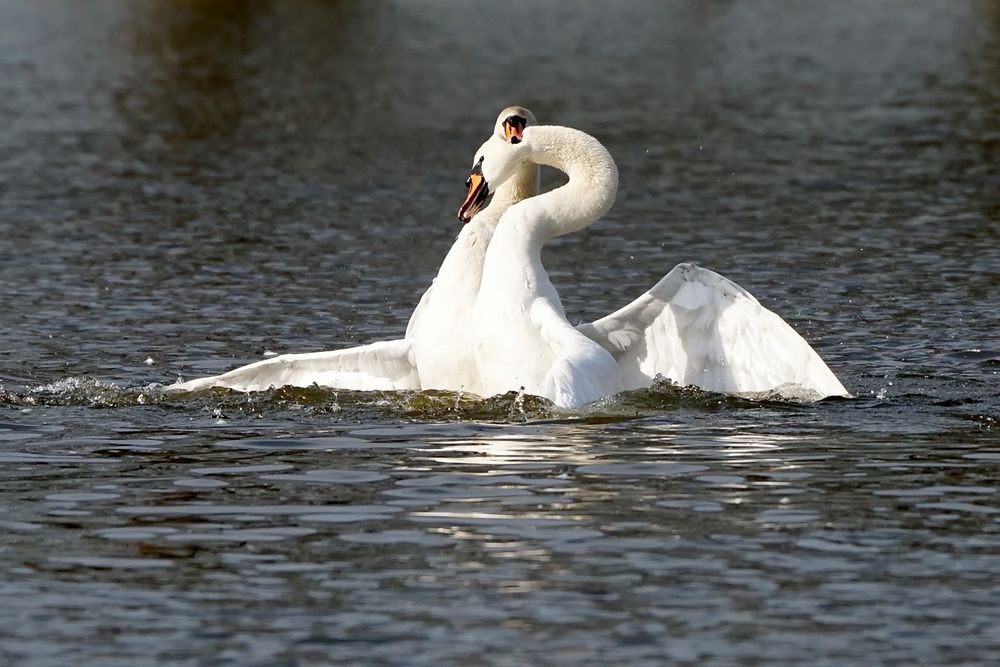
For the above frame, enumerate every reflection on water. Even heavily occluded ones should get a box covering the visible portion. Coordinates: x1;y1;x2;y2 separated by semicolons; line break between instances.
1;0;999;664
2;410;999;663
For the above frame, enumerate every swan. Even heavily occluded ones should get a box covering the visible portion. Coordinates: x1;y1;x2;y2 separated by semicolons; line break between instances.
406;107;539;394
167;107;539;394
467;126;625;407
461;125;849;408
170;111;848;407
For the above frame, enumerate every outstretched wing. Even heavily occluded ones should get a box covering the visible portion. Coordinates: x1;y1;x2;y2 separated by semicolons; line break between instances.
576;263;848;399
167;339;419;393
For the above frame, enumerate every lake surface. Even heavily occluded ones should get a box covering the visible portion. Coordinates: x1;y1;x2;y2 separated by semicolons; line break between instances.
1;1;998;664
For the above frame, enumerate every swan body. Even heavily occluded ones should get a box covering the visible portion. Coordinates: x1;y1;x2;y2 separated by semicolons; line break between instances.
406;110;539;394
463;125;848;407
471;126;626;407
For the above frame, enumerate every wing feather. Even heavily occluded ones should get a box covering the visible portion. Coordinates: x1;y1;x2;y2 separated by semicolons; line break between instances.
577;263;848;398
168;339;419;393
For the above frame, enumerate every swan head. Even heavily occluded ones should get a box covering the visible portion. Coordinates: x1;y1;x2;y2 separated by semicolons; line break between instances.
456;106;537;223
492;105;536;145
458;128;532;223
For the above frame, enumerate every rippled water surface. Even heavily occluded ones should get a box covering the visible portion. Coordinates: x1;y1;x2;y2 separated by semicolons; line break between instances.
1;1;999;665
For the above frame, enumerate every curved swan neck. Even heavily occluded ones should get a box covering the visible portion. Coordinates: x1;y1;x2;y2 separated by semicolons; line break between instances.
514;125;618;243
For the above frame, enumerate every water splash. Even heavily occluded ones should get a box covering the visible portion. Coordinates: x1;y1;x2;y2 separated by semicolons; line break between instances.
0;375;838;423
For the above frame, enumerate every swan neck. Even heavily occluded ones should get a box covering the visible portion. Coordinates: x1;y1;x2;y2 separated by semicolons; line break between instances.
520;126;618;242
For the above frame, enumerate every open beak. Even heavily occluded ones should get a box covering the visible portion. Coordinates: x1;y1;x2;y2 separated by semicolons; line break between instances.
458;164;490;223
503;114;526;144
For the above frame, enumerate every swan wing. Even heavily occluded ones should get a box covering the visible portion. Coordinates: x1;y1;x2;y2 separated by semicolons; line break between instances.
530;297;625;408
167;339;419;393
576;262;848;398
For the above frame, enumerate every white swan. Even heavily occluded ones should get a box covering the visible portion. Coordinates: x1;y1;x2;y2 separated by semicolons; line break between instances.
170;111;848;407
406;107;539;394
462;125;848;408
468;126;625;407
168;107;539;394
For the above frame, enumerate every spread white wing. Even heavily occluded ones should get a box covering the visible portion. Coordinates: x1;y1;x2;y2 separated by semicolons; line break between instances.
576;262;849;399
167;339;419;393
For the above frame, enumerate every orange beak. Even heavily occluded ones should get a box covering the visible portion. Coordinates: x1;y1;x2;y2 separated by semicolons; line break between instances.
503;115;526;144
458;168;489;223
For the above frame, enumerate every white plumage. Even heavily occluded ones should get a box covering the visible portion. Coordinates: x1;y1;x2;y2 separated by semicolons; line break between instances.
579;262;847;398
169;114;848;407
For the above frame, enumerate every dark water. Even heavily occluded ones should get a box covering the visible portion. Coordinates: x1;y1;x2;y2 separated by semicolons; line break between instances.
2;1;999;664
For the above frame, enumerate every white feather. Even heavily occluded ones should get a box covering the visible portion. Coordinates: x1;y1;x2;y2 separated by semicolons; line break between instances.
578;263;848;397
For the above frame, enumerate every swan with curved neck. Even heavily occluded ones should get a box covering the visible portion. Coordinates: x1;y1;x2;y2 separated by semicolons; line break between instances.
460;125;849;406
467;126;625;407
405;107;540;394
169;109;847;404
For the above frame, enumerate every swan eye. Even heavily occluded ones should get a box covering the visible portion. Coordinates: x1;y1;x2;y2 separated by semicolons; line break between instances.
465;176;471;188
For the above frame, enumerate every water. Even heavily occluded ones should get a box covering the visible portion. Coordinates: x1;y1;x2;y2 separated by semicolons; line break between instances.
1;1;998;664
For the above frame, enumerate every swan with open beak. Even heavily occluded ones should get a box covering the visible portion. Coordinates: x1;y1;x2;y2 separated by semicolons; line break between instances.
458;108;530;223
